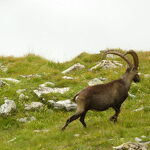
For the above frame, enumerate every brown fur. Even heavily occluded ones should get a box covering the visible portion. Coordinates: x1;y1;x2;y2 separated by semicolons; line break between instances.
62;51;140;130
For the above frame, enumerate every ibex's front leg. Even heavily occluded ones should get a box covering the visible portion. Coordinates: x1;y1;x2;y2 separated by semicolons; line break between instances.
110;105;121;122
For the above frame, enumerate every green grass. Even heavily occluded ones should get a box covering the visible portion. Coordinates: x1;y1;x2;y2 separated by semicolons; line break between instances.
0;50;150;150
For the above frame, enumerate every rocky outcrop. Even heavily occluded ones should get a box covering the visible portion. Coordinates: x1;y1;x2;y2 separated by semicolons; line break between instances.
0;99;16;116
62;63;85;74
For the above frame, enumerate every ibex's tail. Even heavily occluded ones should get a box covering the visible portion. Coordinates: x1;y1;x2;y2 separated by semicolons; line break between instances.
72;93;79;103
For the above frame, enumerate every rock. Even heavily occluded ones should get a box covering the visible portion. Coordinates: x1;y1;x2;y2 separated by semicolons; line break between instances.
17;116;36;123
0;64;8;72
19;93;29;100
33;129;49;133
141;135;146;138
16;89;26;94
62;63;85;74
62;76;75;80
135;137;142;142
74;134;80;137
143;74;150;78
19;74;41;78
113;142;148;150
25;102;43;110
133;106;150;112
0;78;20;83
39;82;55;87
89;60;122;71
0;99;16;116
88;77;106;86
34;87;70;97
48;99;77;111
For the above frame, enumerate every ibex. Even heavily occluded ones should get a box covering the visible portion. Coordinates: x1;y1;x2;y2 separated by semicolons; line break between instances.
62;50;140;130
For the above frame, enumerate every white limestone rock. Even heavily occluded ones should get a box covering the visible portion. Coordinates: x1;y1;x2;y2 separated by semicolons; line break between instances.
0;64;8;72
0;78;20;83
25;102;43;110
17;116;36;123
39;82;55;88
113;142;148;150
62;76;75;80
34;87;70;97
133;106;150;112
16;89;26;94
48;99;77;111
88;78;106;86
89;60;122;71
20;74;41;78
0;99;16;116
19;93;29;100
62;63;85;74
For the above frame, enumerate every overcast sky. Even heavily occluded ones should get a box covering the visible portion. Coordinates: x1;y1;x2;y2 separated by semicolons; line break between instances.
0;0;150;62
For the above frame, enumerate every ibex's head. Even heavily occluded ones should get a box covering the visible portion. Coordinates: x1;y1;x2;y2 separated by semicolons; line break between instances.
124;50;140;83
104;50;140;83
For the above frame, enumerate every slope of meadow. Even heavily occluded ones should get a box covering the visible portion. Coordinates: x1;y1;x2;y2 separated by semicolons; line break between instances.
0;50;150;150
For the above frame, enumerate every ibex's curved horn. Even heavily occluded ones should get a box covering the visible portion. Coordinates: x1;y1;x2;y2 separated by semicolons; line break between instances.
124;50;139;69
105;50;133;68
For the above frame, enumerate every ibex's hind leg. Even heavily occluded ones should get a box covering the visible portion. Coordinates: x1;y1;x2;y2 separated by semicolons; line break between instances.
61;113;82;131
110;106;121;122
79;111;87;128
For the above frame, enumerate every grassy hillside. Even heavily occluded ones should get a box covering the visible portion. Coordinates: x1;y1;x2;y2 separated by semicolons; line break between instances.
0;50;150;150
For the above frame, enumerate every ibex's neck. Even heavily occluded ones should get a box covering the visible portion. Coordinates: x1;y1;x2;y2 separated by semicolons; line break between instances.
121;73;134;90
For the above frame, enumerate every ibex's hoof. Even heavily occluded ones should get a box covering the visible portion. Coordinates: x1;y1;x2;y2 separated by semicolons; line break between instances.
109;116;117;123
61;127;66;131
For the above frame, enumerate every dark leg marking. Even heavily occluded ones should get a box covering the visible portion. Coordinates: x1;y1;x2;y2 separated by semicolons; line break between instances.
110;106;121;122
61;113;82;131
79;111;87;128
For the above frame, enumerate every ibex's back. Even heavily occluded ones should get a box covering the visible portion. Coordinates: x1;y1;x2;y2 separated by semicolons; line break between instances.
62;50;140;131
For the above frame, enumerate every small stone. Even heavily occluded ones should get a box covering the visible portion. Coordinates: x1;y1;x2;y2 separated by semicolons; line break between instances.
141;135;146;138
39;82;55;87
0;99;16;116
88;78;104;86
135;137;142;142
19;93;29;100
34;87;70;97
62;76;75;80
0;78;20;83
62;63;85;74
16;89;26;94
17;116;36;123
20;74;41;78
25;102;43;110
89;60;122;71
33;129;49;133
48;99;77;111
74;134;80;137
